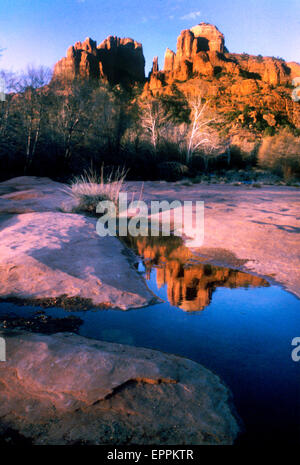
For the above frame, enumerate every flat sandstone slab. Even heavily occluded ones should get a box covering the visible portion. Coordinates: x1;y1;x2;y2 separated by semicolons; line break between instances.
126;181;300;298
0;331;239;445
0;176;75;213
0;211;153;309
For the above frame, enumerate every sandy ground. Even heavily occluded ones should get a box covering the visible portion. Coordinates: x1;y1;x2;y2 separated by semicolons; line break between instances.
126;181;300;299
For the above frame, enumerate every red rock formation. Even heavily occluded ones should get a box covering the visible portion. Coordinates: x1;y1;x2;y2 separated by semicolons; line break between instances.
190;23;225;53
134;237;268;312
53;36;145;85
97;36;145;84
160;24;226;82
228;53;290;86
151;56;159;74
164;48;175;72
287;61;300;80
150;24;291;86
160;262;267;312
146;23;300;129
52;25;300;130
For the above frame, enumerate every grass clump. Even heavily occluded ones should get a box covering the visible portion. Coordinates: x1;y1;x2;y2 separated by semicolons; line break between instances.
66;165;128;214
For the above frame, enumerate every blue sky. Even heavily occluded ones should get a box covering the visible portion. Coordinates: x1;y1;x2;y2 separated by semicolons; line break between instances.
0;0;299;74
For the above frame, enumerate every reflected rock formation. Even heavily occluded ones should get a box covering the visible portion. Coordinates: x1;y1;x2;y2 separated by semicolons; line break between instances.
131;236;269;312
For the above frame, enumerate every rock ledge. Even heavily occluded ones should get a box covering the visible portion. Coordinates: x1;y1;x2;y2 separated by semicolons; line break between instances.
0;331;240;445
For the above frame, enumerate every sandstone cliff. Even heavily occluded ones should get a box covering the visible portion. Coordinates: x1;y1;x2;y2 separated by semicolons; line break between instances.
52;24;300;130
53;36;145;85
149;23;292;86
146;23;300;129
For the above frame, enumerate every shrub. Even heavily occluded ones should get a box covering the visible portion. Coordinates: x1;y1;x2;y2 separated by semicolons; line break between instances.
158;161;188;181
258;129;300;180
227;145;256;169
263;126;275;137
239;69;261;80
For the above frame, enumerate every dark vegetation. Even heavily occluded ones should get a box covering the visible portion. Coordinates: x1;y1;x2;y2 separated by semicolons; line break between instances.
0;312;83;334
0;67;299;183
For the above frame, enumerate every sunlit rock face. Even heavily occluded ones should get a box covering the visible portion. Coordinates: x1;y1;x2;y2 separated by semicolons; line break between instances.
52;25;299;129
287;61;300;80
173;23;224;66
164;48;176;72
147;23;300;129
131;236;268;312
190;23;225;53
53;36;145;85
160;23;225;83
151;22;291;86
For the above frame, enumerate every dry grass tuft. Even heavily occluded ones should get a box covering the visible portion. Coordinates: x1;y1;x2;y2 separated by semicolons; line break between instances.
65;165;128;214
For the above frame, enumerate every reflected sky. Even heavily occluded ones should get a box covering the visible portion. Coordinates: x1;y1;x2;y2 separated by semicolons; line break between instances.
0;235;299;445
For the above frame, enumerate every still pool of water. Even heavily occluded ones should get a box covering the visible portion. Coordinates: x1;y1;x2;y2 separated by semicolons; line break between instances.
0;236;299;445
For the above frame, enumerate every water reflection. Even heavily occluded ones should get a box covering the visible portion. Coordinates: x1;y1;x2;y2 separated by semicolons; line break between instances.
125;235;269;311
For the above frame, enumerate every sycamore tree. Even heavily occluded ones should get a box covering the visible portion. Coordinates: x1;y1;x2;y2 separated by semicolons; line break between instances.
140;88;190;152
0;70;16;138
16;66;52;172
140;97;170;151
186;96;221;165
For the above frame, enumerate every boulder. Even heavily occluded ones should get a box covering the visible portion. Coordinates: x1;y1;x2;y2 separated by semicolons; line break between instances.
263;113;277;126
231;79;259;96
0;331;240;445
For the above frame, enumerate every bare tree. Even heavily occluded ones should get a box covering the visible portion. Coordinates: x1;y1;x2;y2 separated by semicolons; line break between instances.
52;80;94;164
0;70;23;140
17;66;52;172
140;97;169;150
0;71;10;136
93;84;123;153
186;96;220;162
